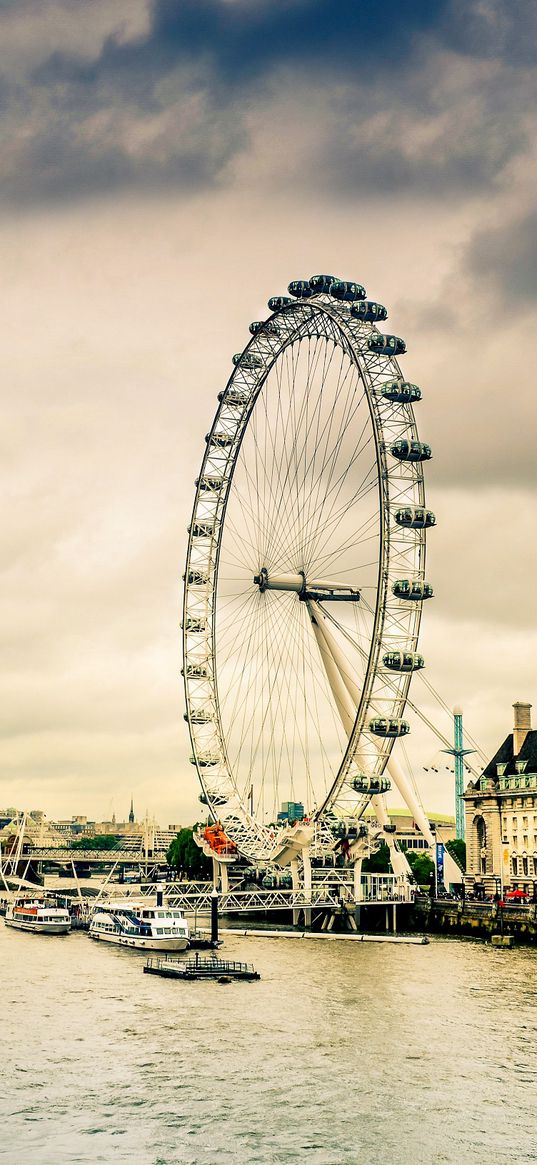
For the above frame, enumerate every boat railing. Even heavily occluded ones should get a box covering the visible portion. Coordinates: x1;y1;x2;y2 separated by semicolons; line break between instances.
146;954;256;974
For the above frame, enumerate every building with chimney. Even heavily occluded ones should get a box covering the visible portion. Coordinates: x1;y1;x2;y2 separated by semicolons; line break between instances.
464;702;537;895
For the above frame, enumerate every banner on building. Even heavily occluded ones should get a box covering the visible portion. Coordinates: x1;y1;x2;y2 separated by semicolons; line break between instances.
435;841;445;890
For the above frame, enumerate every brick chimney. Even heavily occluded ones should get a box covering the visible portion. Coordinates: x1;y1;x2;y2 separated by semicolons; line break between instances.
513;701;532;756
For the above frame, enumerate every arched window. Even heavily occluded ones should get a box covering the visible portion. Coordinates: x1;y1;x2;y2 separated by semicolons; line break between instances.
476;816;487;874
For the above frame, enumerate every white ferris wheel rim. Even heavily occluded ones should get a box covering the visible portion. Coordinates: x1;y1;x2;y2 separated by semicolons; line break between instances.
182;286;431;861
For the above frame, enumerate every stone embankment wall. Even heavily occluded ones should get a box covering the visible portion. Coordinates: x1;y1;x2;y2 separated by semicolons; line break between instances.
412;896;537;944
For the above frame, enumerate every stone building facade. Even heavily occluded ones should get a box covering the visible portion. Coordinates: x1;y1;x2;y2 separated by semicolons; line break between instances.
464;702;537;894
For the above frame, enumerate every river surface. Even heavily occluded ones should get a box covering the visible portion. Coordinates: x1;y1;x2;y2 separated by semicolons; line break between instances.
1;925;536;1165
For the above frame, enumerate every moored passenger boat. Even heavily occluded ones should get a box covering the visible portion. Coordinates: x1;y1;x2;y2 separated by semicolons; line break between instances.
89;901;189;951
5;899;71;935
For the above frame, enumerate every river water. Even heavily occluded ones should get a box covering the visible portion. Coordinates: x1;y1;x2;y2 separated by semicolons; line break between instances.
1;925;535;1165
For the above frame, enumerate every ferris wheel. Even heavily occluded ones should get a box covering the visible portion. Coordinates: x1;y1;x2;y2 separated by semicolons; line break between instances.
182;275;435;866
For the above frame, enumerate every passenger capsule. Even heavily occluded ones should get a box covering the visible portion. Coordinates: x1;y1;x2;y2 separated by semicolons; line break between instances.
186;569;208;586
369;717;410;738
350;300;388;323
199;792;227;806
185;709;212;723
205;431;234;448
183;663;209;679
368;333;406;356
308;274;338;293
232;352;263;368
390;439;432;463
381;379;422;404
392;579;434;601
288;279;315;298
249;320;279;335
183;616;207;632
383;650;425;673
191;754;219;768
218;387;251;405
351;775;391;795
395;506;436;529
196;475;222;492
189;521;214;538
329;279;367;302
268;296;293;311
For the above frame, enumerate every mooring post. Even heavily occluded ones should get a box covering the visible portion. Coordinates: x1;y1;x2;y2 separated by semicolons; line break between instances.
211;887;219;945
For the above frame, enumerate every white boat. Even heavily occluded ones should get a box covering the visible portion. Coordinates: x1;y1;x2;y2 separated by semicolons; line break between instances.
5;899;71;935
89;901;189;951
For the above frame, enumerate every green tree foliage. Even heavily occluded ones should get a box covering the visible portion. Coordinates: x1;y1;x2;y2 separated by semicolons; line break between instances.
362;841;391;873
166;827;212;880
406;849;435;886
70;834;119;850
446;838;466;871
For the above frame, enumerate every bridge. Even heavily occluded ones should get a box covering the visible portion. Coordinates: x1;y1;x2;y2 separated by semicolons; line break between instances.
96;871;413;911
23;847;169;863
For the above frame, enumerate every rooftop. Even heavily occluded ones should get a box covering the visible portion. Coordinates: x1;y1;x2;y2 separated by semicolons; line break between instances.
481;729;537;782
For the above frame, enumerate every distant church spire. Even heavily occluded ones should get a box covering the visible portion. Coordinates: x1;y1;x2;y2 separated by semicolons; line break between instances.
129;796;134;824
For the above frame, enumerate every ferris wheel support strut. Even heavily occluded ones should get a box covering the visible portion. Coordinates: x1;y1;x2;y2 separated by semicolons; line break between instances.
306;602;411;877
312;603;460;879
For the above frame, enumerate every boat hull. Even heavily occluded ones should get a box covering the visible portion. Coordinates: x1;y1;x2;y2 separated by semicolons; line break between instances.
5;918;70;935
89;931;188;951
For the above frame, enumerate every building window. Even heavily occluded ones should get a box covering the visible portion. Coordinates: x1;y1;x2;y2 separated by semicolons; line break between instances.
476;816;487;874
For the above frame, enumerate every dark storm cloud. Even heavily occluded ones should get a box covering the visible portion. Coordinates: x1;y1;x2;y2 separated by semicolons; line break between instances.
0;0;533;204
467;210;537;302
440;0;537;67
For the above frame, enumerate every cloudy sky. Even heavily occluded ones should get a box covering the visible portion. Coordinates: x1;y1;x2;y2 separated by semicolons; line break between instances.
2;0;536;827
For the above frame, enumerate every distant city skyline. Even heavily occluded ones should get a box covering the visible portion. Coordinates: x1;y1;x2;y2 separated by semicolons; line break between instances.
2;1;536;824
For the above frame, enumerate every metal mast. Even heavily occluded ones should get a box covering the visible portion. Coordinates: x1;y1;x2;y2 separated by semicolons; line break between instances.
442;707;474;840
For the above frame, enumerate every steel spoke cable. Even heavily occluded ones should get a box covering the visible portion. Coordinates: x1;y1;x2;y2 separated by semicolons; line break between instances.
285;470;379;578
299;347;358;560
298;421;376;571
304;422;376;569
262;336;336;564
299;347;362;553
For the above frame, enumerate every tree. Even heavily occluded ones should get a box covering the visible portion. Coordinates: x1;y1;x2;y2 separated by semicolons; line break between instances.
70;834;119;850
446;838;466;871
362;841;391;874
406;849;434;887
167;827;212;880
